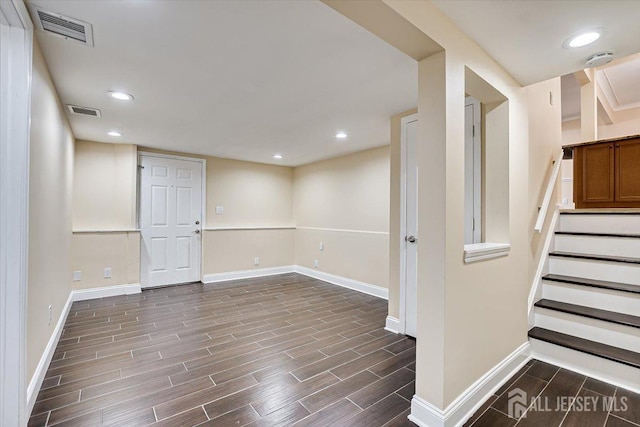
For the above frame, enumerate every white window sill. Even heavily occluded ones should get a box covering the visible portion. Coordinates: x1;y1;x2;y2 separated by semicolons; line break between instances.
464;242;511;264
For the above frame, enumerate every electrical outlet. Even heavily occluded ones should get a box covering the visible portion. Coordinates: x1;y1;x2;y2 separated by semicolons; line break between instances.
254;257;260;266
73;270;82;281
104;267;112;278
319;242;324;251
314;259;319;268
48;305;52;325
215;206;224;215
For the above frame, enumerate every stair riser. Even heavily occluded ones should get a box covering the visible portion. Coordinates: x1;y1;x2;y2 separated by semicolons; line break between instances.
534;309;640;353
554;235;640;258
530;339;640;394
548;258;640;285
560;214;640;234
542;281;640;316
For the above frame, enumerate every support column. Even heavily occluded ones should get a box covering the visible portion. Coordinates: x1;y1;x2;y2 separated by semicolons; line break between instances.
411;51;448;416
579;69;598;141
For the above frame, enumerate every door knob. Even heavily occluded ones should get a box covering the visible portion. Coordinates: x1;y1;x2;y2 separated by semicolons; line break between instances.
195;220;200;225
194;229;200;234
406;235;417;243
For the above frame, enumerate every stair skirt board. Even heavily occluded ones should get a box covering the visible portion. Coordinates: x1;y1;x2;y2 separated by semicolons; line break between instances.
559;214;640;234
554;234;640;258
530;338;640;395
548;258;640;285
534;309;640;353
542;281;640;316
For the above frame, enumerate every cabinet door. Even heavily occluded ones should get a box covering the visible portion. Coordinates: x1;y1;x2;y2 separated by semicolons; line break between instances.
616;138;640;202
580;142;615;204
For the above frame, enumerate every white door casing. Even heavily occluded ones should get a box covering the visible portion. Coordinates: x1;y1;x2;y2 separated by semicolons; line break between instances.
0;1;33;425
401;114;418;338
139;154;203;288
464;97;482;244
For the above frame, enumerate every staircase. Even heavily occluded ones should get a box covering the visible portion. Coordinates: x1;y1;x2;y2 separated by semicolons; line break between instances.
529;210;640;392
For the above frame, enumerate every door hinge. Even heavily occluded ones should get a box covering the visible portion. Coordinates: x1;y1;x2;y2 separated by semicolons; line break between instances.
472;217;476;231
472;125;475;137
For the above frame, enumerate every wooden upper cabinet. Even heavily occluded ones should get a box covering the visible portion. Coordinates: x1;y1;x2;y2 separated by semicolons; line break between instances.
573;136;640;208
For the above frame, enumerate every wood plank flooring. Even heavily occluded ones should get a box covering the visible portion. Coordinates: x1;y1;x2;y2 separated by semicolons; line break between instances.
28;273;417;427
465;359;640;427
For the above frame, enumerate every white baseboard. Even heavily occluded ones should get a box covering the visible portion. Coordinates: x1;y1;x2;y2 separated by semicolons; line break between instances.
26;292;74;417
409;342;531;427
385;316;401;334
26;282;142;417
202;266;295;284
72;283;142;302
294;265;388;300
202;265;389;300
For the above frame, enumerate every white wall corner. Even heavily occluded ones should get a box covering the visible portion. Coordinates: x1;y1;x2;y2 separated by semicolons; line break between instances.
409;342;531;427
72;283;142;302
26;292;74;416
385;316;401;334
294;265;389;300
202;266;296;284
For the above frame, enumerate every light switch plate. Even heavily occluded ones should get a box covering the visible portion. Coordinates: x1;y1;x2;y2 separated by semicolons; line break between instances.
73;270;82;281
104;267;112;279
215;206;224;215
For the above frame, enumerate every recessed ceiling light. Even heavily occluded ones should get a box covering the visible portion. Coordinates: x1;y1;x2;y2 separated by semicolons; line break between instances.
563;29;604;48
336;132;347;139
108;91;134;101
107;131;123;137
273;154;283;159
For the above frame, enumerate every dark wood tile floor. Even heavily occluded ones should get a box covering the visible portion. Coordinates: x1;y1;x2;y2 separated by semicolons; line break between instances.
465;359;640;427
28;273;417;427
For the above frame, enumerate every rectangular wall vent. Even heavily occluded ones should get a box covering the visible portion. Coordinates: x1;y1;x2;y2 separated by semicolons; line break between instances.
30;6;94;47
67;105;101;117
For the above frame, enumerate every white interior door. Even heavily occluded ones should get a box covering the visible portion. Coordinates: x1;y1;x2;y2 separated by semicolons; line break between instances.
464;97;482;244
140;155;202;288
404;117;418;338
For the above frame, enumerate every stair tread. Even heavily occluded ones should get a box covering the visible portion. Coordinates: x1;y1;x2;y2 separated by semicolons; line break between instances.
560;210;640;215
555;231;640;239
528;327;640;369
542;274;640;294
549;251;640;264
535;299;640;328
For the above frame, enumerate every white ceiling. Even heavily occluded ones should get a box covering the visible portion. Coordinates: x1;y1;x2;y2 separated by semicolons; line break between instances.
432;1;640;86
30;1;640;166
597;56;640;112
29;0;418;166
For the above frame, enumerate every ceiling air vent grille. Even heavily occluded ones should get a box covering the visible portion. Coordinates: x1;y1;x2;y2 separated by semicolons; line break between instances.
67;105;101;118
30;6;94;47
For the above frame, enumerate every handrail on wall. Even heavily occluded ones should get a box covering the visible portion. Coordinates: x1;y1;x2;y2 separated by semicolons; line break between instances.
534;149;564;233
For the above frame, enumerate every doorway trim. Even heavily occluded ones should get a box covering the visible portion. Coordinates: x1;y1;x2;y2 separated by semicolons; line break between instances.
465;96;482;244
398;113;418;336
0;1;33;425
137;151;207;285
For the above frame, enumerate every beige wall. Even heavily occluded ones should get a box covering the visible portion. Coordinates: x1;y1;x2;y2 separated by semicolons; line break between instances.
294;146;390;288
527;78;563;282
27;40;75;381
206;157;294;227
204;229;295;273
72;145;296;281
73;140;137;230
563;115;640;145
71;232;140;289
383;0;563;408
